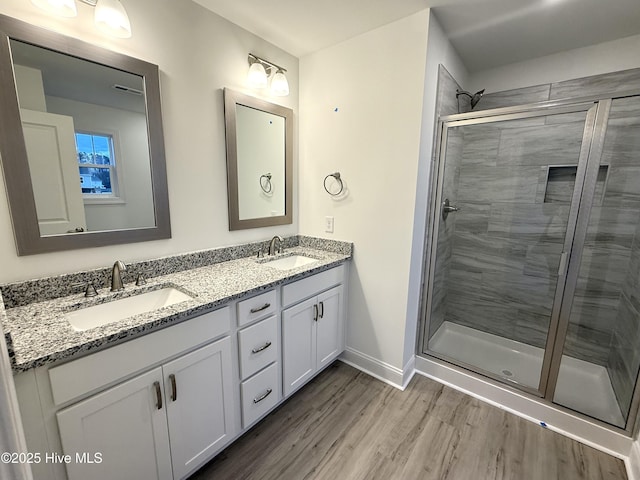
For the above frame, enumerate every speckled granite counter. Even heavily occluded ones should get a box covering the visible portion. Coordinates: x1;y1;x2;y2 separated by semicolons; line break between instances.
2;243;351;373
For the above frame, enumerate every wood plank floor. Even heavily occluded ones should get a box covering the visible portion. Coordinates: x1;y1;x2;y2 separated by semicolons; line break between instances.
190;362;627;480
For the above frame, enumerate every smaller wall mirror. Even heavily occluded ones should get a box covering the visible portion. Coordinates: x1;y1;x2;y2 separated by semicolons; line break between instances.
224;89;293;230
0;15;170;255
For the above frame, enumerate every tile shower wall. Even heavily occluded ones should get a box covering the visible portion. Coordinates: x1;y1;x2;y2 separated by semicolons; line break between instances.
428;66;469;339
602;96;640;418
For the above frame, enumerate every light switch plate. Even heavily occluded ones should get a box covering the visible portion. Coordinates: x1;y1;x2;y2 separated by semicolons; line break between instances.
325;216;334;233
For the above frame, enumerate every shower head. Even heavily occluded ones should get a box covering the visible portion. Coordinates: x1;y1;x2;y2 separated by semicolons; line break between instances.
456;88;485;109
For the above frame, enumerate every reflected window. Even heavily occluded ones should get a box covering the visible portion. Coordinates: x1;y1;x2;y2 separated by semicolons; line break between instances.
75;132;118;197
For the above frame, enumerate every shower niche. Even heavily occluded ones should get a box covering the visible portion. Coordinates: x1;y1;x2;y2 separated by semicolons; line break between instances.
542;164;609;204
421;92;640;434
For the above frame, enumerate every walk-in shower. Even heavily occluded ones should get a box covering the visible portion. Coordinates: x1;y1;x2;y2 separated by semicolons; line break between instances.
420;90;640;434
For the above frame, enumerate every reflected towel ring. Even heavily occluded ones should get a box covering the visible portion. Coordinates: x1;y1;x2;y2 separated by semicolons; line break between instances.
260;173;272;193
324;172;344;196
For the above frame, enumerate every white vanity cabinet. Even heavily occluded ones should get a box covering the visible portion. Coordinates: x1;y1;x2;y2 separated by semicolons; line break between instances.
236;291;281;429
13;262;348;480
17;307;238;480
282;266;345;397
56;367;173;480
56;336;235;480
57;329;236;480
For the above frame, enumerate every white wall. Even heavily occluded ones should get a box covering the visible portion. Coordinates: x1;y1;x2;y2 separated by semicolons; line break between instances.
299;10;430;376
404;14;469;371
0;0;298;283
468;33;640;93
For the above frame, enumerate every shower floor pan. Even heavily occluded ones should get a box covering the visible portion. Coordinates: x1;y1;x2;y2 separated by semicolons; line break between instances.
429;321;624;427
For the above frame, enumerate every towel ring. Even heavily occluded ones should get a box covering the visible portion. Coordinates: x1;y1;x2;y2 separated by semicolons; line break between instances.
323;172;344;196
260;173;273;194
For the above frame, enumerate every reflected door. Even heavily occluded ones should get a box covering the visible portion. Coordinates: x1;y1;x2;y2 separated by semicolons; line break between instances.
21;109;87;235
424;105;597;393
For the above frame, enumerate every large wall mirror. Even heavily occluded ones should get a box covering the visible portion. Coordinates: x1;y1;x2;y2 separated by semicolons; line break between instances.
0;14;170;255
224;88;293;230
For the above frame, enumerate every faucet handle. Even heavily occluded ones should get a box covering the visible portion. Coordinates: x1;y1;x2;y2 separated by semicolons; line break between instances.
72;282;99;297
135;270;151;286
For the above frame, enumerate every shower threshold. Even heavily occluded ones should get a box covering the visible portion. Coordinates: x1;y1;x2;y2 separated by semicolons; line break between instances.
428;321;624;427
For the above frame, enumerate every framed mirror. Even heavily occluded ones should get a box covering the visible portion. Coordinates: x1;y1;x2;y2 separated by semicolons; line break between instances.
224;88;293;230
0;14;170;255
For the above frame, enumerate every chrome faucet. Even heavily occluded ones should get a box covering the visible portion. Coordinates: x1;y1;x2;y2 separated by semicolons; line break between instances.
110;260;127;292
268;235;284;256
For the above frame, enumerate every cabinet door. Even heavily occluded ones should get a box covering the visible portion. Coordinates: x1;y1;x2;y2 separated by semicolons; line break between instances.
316;285;343;370
56;367;172;480
282;297;317;397
164;337;236;480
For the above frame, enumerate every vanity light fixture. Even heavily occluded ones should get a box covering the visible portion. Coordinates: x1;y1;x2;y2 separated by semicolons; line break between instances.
30;0;132;38
247;53;290;97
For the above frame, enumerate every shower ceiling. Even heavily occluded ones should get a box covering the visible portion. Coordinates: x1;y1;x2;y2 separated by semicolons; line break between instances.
193;0;640;71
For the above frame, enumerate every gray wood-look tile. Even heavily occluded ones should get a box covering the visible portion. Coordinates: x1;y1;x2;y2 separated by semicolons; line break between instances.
190;362;628;480
550;68;640;100
497;122;585;166
474;84;551;111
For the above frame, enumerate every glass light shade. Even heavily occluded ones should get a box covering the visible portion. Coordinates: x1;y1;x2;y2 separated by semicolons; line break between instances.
247;62;268;89
94;0;132;38
271;70;289;96
31;0;78;17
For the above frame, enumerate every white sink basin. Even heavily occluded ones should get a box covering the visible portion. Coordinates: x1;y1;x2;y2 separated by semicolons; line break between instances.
66;287;193;332
264;255;318;271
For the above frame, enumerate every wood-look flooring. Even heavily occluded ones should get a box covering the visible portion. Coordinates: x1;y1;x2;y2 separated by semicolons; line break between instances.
191;362;627;480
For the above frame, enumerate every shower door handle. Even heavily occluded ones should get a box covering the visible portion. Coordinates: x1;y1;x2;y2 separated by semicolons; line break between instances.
557;252;568;276
442;198;460;221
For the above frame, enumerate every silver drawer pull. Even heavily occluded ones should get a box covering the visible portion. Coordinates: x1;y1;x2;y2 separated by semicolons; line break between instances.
250;303;271;314
251;341;272;354
253;388;273;404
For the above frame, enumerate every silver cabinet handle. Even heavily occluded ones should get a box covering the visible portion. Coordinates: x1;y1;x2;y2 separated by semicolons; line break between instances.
253;388;273;404
250;303;271;314
319;301;324;319
313;304;318;322
153;381;163;410
251;341;272;354
169;374;177;402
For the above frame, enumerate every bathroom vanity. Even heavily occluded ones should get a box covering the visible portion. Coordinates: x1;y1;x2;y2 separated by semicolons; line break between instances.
3;240;350;480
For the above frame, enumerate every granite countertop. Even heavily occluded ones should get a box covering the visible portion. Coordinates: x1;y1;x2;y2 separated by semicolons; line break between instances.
2;246;350;372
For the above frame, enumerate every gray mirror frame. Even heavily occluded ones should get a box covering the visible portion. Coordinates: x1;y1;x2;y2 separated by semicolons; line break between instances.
224;88;293;230
0;14;171;255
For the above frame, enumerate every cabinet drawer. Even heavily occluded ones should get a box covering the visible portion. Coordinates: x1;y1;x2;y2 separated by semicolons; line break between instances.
238;315;278;380
237;290;277;327
49;307;231;406
282;264;345;307
241;363;279;428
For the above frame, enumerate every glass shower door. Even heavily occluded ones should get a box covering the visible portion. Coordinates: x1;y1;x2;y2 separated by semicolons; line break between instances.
424;106;596;393
551;96;640;428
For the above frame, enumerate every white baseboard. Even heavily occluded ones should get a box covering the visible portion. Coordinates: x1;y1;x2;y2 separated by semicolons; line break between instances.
415;355;632;459
628;440;640;480
339;348;407;390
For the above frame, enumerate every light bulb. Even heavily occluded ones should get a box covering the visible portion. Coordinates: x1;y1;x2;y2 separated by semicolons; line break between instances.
271;70;289;96
94;0;132;38
31;0;78;17
247;62;268;89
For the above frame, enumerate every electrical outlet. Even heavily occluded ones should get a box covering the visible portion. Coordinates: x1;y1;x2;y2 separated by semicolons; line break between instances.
325;216;334;233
